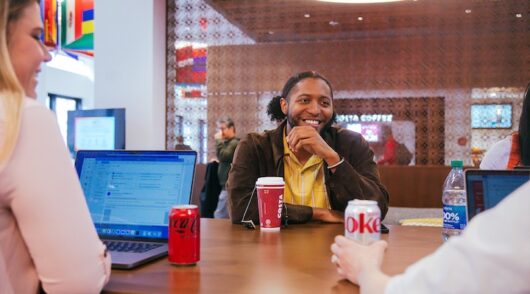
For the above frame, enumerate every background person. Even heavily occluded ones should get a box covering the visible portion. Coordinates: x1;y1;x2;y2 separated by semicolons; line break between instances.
377;125;397;165
0;0;110;292
214;117;239;218
330;181;530;294
227;71;389;225
481;83;529;169
174;135;192;150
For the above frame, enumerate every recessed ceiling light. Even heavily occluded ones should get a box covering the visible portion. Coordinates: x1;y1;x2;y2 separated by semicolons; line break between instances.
358;16;364;21
268;31;274;35
515;13;522;18
329;20;339;26
318;0;405;3
304;13;311;18
465;9;472;14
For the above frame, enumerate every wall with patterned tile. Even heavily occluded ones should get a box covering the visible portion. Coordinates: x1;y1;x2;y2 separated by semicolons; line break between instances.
204;35;527;165
166;1;529;165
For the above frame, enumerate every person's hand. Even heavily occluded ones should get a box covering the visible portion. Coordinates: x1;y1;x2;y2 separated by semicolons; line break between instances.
312;208;344;223
286;126;339;164
330;236;387;285
214;131;223;140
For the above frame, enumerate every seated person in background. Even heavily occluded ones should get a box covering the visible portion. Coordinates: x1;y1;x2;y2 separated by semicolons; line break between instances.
227;71;389;224
330;180;530;294
174;135;192;150
377;125;397;165
0;0;110;292
481;83;529;169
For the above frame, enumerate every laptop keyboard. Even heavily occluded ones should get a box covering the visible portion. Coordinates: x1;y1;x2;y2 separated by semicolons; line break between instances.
104;241;163;253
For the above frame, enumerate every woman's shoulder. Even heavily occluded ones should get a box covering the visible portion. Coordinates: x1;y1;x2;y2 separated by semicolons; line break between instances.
22;97;41;107
21;98;57;124
0;98;48;125
22;97;50;112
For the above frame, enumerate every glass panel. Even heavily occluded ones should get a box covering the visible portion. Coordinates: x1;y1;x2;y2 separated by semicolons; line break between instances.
54;97;79;144
166;0;528;166
166;0;254;160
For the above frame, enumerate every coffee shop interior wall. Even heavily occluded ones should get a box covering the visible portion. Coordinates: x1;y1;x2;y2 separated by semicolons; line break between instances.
167;0;529;165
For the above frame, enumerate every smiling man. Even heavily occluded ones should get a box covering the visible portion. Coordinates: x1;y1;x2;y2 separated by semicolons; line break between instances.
227;71;389;225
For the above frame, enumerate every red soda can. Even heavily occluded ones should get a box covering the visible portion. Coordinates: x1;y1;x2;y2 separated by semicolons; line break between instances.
344;200;381;245
168;205;200;265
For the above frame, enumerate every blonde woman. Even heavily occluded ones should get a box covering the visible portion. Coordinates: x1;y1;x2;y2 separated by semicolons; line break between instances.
0;0;110;293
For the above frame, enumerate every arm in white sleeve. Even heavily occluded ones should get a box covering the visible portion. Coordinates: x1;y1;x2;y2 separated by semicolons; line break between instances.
480;137;511;170
385;181;530;294
7;103;111;293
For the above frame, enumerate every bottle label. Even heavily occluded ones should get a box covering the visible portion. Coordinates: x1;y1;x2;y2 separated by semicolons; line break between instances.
443;205;467;230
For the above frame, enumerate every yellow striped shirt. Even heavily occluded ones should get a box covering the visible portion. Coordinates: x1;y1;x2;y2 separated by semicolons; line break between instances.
283;131;329;208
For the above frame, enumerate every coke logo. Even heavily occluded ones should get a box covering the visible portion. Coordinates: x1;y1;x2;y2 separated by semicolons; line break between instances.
345;213;380;234
170;216;198;235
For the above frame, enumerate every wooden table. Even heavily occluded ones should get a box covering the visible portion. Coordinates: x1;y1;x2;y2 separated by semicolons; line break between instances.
103;219;442;293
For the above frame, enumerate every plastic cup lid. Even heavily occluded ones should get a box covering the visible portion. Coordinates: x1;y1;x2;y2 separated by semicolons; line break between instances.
256;177;284;185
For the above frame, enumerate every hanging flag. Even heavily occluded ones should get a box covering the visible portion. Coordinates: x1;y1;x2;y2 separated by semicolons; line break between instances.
176;46;207;85
41;0;58;49
61;0;94;57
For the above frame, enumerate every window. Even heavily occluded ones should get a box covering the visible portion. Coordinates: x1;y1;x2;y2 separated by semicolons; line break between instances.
47;93;82;144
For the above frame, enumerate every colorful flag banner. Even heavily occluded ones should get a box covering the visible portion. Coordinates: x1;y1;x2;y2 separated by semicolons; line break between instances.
41;0;58;49
61;0;94;57
176;46;207;85
175;44;207;99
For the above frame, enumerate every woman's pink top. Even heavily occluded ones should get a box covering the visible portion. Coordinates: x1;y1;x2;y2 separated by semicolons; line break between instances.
0;98;110;293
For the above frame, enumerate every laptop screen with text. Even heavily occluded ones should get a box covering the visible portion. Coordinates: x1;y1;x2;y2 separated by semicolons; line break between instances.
75;150;197;240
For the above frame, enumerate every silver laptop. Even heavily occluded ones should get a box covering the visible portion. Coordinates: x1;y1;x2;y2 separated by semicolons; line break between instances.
75;150;197;269
465;169;530;221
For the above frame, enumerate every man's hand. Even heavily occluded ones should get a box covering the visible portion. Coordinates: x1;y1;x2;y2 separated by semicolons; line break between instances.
286;126;340;165
214;130;223;140
312;208;344;223
330;236;388;287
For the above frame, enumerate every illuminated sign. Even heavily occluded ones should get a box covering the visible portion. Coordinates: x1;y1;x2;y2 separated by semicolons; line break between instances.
336;114;393;123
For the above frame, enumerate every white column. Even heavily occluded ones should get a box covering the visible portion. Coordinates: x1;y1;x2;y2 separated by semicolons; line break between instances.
94;0;166;150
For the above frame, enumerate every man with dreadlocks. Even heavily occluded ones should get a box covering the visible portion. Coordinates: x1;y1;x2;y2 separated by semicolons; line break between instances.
227;71;389;225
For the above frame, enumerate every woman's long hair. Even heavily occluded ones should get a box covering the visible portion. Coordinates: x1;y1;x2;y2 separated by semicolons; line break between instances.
0;0;34;167
519;83;530;166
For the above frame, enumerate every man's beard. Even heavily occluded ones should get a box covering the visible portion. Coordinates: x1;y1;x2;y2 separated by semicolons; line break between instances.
285;112;337;136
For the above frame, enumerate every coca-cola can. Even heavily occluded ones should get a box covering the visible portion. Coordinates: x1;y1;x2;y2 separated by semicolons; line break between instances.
344;199;381;245
168;205;200;265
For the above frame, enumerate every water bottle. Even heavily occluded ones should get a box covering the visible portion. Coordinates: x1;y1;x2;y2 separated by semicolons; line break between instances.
442;160;467;241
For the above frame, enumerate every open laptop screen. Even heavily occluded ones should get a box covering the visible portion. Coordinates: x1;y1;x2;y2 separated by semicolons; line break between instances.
75;150;197;240
465;169;530;220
